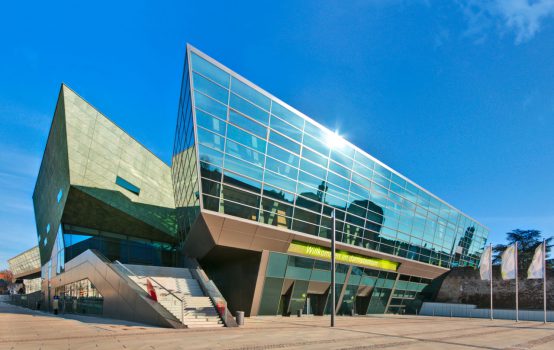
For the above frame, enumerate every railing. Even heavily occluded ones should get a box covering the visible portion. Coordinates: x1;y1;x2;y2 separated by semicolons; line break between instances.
113;260;184;324
184;257;238;327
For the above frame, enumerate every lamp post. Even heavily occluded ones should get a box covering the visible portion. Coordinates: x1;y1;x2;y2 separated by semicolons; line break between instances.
331;208;336;327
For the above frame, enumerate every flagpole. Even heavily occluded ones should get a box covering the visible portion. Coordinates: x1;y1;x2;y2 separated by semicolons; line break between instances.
543;239;546;324
490;243;493;320
515;241;519;322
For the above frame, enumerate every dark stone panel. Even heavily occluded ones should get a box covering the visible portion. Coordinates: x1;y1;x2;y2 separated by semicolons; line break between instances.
199;246;262;316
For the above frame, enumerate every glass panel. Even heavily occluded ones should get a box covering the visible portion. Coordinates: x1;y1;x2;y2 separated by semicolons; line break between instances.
230;93;269;124
115;176;140;195
227;125;266;153
197;127;224;151
269;131;301;155
224;153;263;179
195;109;226;135
194;92;227;120
265;156;298;180
192;72;229;104
229;109;267;139
299;159;326;180
224;171;262;194
191;52;229;87
225;139;264;167
266;253;288;278
200;161;222;182
267;143;300;167
303;133;329;157
329;160;351;179
261;198;293;228
271;101;304;129
270;115;303;142
330;150;353;169
258;277;284;315
231;77;271;110
302;147;328;168
221;196;260;220
198;144;223;167
264;170;297;193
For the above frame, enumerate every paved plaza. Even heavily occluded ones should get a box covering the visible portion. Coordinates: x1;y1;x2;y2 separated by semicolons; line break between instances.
1;302;554;349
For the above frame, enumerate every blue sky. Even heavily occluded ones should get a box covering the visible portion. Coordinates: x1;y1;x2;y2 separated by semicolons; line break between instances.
1;0;554;268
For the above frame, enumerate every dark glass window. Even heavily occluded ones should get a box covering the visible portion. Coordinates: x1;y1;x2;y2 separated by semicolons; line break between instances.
115;176;140;195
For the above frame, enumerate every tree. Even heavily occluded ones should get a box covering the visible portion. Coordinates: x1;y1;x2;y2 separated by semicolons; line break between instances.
492;229;553;273
0;269;14;283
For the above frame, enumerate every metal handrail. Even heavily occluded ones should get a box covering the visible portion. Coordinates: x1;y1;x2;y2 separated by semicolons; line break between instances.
113;261;184;323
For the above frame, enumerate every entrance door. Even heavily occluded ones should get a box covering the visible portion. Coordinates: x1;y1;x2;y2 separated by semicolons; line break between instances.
355;285;374;315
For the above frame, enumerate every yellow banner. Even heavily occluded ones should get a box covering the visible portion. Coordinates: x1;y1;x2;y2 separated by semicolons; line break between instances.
287;241;399;271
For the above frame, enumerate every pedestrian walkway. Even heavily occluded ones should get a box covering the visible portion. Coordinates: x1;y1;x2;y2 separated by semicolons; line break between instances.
1;301;554;349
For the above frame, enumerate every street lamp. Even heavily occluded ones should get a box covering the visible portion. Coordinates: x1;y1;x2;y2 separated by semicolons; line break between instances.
331;208;336;327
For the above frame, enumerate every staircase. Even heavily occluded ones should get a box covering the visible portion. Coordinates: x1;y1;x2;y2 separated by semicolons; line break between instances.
117;264;224;328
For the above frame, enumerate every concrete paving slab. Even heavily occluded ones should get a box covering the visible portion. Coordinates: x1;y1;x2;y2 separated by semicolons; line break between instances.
2;302;554;350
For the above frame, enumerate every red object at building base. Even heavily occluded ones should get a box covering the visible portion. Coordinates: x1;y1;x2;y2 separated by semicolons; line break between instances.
216;301;226;317
146;279;157;301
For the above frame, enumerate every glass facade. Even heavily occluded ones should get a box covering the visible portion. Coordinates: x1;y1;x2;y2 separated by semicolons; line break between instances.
258;252;432;316
55;279;103;315
172;51;201;243
62;225;176;267
173;47;489;270
8;246;41;277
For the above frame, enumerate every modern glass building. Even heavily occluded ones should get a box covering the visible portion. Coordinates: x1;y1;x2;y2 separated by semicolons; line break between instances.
172;45;489;316
30;44;488;325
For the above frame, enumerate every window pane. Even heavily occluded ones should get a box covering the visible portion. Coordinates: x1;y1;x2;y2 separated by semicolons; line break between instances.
264;170;297;193
200;161;222;182
229;109;267;139
330;150;353;169
224;171;262;194
221;190;260;220
196;109;226;135
230;93;269;125
231;77;270;110
193;72;228;104
198;144;223;167
265;156;298;180
269;131;300;154
263;184;295;204
267;143;299;167
329;160;351;179
225;139;264;167
191;53;229;87
271;102;304;129
224;153;263;180
303;133;329;157
194;92;227;120
197;127;224;151
227;125;266;153
270;115;302;142
302;147;328;168
299;159;326;180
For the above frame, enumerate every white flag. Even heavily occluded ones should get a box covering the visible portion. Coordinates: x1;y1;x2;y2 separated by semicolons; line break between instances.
480;246;492;280
527;243;544;279
501;244;517;280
